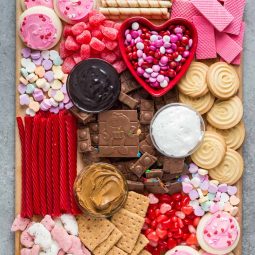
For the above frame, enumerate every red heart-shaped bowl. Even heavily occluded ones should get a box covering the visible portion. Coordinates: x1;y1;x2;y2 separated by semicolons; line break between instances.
118;17;198;97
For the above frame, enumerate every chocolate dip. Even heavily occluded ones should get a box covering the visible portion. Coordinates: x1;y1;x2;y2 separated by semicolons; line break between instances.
74;163;127;217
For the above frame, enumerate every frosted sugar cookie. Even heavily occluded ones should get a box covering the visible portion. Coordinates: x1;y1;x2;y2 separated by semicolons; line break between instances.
209;148;244;185
166;245;200;255
207;62;239;100
21;0;53;10
207;122;245;150
191;131;226;169
197;212;240;255
53;0;94;24
18;6;62;50
179;92;215;115
178;62;209;98
206;96;243;129
199;250;234;255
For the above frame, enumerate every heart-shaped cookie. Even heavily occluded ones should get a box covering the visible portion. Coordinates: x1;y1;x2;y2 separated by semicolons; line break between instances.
118;17;198;97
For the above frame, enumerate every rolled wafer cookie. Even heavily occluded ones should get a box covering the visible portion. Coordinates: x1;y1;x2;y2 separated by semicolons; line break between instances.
105;14;170;20
99;7;169;17
206;96;243;129
191;131;226;169
209;148;244;185
178;62;209;98
197;212;240;255
207;62;240;100
179;92;215;115
207;121;245;150
101;0;172;8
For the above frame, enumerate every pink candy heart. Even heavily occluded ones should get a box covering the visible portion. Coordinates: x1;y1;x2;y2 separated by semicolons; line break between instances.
182;182;193;194
159;203;172;214
194;206;205;216
148;193;159;204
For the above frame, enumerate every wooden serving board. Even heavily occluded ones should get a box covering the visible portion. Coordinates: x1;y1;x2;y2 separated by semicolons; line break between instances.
15;0;243;254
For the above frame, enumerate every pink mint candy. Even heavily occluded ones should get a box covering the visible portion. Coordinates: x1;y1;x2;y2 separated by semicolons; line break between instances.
182;182;193;194
51;225;72;252
200;180;209;191
189;163;198;173
11;215;30;232
148;193;159;204
215;192;221;202
20;94;30;106
41;215;55;231
160;203;172;214
227;186;237;196
208;183;218;193
218;183;228;192
67;236;83;255
189;189;199;200
194;206;205;216
20;230;34;248
209;203;220;213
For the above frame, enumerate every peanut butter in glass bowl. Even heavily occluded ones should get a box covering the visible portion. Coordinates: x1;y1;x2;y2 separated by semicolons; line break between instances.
74;163;128;218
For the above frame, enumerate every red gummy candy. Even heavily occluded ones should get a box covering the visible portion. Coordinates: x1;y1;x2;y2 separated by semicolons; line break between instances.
89;37;105;52
65;36;80;51
101;26;118;40
71;22;87;36
63;25;73;38
114;22;122;30
80;44;90;60
59;41;73;59
72;53;82;64
76;30;91;44
100;51;117;64
89;11;106;27
103;38;118;51
102;20;115;28
112;60;126;73
91;29;103;40
62;57;76;74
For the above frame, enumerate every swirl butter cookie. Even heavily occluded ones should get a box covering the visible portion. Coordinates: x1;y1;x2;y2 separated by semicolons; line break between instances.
197;212;240;255
191;131;226;169
209;148;244;185
166;246;200;255
179;92;215;115
178;62;209;98
207;122;245;150
206;96;243;129
207;62;240;100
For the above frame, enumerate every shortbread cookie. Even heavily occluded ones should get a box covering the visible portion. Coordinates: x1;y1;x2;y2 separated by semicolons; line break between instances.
191;131;226;169
18;6;62;50
209;148;244;185
197;212;240;255
207;62;239;100
179;92;215;115
207;122;245;150
199;250;234;255
21;0;53;10
206;96;243;129
178;62;209;98
53;0;94;24
166;245;200;255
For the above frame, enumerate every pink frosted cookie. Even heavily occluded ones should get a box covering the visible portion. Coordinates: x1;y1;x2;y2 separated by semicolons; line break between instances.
21;0;53;10
53;0;94;24
199;249;234;255
18;6;62;50
166;246;200;255
197;212;240;255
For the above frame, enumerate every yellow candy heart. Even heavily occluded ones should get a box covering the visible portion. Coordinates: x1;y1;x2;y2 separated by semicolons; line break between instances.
54;90;64;102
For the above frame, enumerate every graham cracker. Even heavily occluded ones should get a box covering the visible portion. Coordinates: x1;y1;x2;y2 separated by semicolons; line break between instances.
124;192;149;218
77;215;115;251
130;235;149;255
107;246;127;255
93;227;123;255
139;250;151;255
111;209;144;253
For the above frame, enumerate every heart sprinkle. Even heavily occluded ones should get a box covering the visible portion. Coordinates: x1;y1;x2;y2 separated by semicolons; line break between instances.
124;22;193;89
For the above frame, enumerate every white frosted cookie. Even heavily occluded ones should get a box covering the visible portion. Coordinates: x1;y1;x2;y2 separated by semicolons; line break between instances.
18;6;62;50
53;0;94;24
197;212;240;255
207;62;239;100
206;96;243;129
178;62;209;98
20;0;53;10
166;246;200;255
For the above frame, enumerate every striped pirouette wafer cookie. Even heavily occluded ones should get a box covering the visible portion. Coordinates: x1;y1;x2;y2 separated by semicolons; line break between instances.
209;148;244;185
206;96;243;129
207;121;245;150
207;62;240;99
178;62;209;98
101;0;172;8
191;131;226;169
179;92;215;115
105;14;170;20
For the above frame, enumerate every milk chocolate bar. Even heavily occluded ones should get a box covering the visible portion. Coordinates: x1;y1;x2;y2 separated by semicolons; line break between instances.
113;160;140;181
139;134;155;155
144;178;168;193
139;125;150;141
119;91;139;109
165;182;182;195
121;71;140;94
127;180;144;193
130;152;157;177
163;157;185;174
88;123;99;145
70;106;96;124
98;110;139;157
78;128;92;152
145;169;163;179
163;88;178;104
140;99;155;125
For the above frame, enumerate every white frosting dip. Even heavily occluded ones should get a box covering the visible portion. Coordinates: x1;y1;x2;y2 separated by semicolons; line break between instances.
150;105;203;157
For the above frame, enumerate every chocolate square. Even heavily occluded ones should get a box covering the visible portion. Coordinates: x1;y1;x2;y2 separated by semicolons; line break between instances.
127;181;144;193
163;157;185;174
145;169;163;179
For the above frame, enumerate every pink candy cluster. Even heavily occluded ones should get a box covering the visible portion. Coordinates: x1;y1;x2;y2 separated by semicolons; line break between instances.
124;22;193;89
